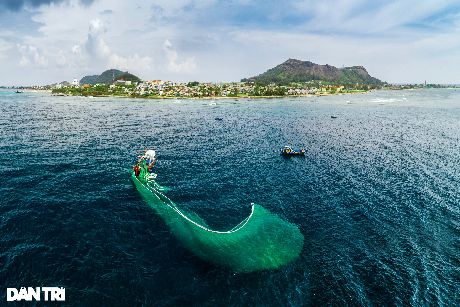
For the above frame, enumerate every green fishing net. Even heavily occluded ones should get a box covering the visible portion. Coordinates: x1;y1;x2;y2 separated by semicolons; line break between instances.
132;170;304;272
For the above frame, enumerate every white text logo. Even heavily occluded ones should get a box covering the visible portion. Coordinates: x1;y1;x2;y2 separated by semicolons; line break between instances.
6;287;65;302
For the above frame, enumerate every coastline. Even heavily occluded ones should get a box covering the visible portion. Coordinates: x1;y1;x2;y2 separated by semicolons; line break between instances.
23;89;52;93
50;90;371;100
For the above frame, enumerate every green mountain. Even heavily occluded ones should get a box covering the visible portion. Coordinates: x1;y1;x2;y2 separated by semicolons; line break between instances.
242;59;383;85
115;72;141;83
80;69;141;85
79;74;99;85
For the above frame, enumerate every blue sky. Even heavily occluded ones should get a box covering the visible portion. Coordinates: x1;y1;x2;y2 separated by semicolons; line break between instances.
1;0;460;85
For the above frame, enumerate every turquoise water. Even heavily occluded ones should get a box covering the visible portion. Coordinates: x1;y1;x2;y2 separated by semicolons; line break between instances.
0;89;459;305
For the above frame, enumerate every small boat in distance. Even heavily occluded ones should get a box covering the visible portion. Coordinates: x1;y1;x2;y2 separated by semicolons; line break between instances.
15;90;23;93
281;146;305;156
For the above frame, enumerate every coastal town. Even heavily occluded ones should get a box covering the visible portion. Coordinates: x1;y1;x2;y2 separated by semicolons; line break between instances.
47;79;379;98
3;61;449;98
7;64;442;99
2;77;447;99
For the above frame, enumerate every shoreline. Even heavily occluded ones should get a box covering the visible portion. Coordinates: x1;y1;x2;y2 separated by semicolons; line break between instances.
51;90;371;100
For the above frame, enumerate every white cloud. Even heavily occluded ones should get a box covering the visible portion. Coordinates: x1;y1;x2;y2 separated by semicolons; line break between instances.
17;44;48;67
79;18;154;73
109;53;153;71
17;1;157;80
291;0;459;34
0;39;13;58
84;19;110;58
163;39;196;73
72;44;81;54
56;49;67;66
89;18;105;35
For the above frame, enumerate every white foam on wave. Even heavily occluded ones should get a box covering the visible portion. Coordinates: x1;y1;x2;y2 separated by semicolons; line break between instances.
370;98;406;103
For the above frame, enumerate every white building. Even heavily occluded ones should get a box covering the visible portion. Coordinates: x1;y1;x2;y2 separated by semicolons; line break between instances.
72;78;79;86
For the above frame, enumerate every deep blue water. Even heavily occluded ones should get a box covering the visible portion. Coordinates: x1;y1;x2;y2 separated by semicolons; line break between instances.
0;89;459;306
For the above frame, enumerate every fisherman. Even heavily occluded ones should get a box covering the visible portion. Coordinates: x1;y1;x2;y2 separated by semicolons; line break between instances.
147;158;156;173
144;149;156;160
143;149;157;173
133;163;141;177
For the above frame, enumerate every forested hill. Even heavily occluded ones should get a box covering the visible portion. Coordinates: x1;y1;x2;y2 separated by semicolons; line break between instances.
80;69;141;85
242;59;383;85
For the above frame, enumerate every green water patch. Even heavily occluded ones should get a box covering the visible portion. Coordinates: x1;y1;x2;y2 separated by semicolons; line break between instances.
132;173;304;272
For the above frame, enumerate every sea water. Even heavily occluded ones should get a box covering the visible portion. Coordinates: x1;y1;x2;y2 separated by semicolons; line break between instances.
0;89;459;305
